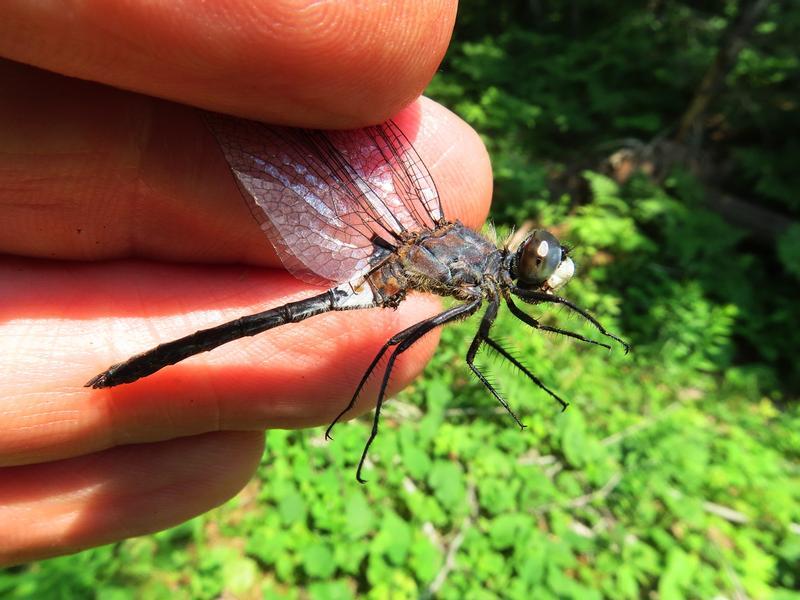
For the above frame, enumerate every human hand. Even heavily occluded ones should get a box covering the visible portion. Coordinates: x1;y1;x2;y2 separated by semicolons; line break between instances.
0;0;491;564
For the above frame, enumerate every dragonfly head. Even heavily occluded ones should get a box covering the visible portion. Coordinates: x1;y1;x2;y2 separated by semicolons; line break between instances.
512;230;575;292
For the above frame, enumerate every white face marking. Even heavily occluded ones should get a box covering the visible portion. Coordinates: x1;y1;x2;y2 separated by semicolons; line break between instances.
546;257;575;290
536;240;550;258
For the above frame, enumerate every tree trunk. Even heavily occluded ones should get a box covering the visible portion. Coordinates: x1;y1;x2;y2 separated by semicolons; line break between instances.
675;0;773;142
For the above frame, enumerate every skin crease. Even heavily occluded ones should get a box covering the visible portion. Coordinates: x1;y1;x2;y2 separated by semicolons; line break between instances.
0;0;495;564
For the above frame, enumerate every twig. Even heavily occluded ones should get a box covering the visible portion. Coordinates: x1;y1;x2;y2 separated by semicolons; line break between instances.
532;472;622;514
383;399;422;420
545;463;564;479
445;406;508;417
669;489;800;535
703;502;800;537
424;483;478;597
517;451;559;466
703;501;749;524
569;520;595;538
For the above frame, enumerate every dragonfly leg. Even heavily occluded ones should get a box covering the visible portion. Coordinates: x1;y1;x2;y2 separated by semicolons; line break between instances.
483;337;569;412
466;300;527;429
505;296;611;350
511;288;630;353
325;320;427;441
355;299;482;483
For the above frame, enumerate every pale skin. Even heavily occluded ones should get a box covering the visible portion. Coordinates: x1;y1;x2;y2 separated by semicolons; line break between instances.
0;0;493;564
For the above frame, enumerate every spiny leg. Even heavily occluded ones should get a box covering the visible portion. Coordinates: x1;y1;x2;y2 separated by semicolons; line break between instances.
465;300;526;429
356;299;482;483
325;319;428;440
505;296;611;350
483;337;569;411
511;287;630;352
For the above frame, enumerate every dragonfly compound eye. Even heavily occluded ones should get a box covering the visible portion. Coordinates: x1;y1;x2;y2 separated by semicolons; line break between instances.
517;230;572;289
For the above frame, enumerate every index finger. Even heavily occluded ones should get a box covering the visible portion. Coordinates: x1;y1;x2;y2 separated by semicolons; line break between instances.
0;0;457;127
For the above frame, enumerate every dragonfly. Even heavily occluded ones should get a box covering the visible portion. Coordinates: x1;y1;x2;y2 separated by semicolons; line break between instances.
86;111;629;482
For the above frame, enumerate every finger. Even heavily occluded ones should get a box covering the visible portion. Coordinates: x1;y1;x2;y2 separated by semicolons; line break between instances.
0;0;456;127
0;431;264;566
0;259;443;466
0;61;492;263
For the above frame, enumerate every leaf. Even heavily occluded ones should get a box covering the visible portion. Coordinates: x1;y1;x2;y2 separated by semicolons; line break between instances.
343;491;375;540
559;410;598;468
488;514;528;550
221;557;258;597
277;488;307;525
402;444;432;480
658;548;699;600
409;534;443;583
614;565;639;599
246;526;288;566
428;461;466;511
372;512;413;566
96;588;134;600
303;544;337;579
308;581;354;600
477;477;518;515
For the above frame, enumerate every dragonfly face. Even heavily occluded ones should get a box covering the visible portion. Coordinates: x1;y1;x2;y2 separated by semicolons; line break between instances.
512;229;575;292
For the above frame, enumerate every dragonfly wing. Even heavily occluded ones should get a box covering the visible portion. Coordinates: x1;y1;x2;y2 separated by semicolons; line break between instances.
324;121;444;233
204;112;442;286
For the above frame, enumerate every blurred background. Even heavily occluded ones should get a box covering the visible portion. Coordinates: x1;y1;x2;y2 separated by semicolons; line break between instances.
4;1;799;598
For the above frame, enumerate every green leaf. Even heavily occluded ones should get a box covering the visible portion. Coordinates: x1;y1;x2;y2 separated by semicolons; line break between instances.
402;444;432;479
277;487;307;526
488;514;528;550
343;491;375;540
303;544;337;579
658;548;699;600
428;461;466;511
373;512;413;566
409;534;443;583
308;580;354;600
221;557;258;597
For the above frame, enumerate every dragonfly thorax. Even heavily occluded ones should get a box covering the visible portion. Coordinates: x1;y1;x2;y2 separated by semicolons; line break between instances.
369;222;504;302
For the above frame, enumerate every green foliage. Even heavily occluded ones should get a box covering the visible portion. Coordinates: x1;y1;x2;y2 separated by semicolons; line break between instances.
5;1;799;598
430;0;800;217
